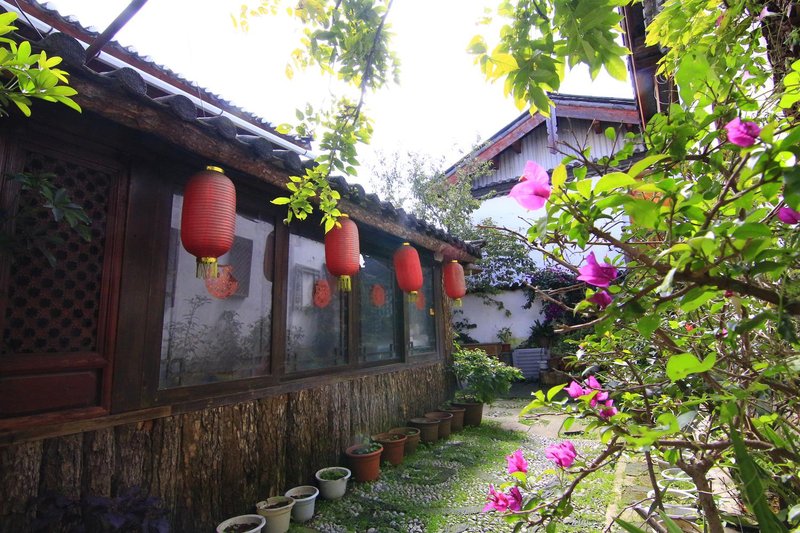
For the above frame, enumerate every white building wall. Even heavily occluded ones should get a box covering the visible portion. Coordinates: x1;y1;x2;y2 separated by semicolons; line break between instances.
459;289;544;345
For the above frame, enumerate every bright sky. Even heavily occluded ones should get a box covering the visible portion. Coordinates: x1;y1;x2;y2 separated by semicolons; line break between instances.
40;0;632;189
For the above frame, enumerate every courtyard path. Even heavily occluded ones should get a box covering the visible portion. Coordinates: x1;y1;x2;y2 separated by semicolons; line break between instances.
289;398;616;533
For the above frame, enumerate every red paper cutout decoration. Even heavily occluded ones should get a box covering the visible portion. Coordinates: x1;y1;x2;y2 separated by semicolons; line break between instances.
394;242;423;302
313;279;332;308
325;214;360;291
371;284;386;308
181;166;236;279
205;264;239;299
443;260;466;306
415;289;426;311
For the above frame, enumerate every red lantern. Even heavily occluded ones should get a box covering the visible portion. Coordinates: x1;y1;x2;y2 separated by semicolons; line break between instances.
371;284;386;307
181;166;236;279
394;242;423;302
444;260;466;306
325;214;360;291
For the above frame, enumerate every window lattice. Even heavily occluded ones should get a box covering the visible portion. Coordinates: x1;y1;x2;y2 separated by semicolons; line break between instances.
2;151;111;354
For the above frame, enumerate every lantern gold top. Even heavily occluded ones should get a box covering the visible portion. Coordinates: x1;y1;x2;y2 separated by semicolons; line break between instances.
402;242;410;246
206;165;224;174
340;214;349;218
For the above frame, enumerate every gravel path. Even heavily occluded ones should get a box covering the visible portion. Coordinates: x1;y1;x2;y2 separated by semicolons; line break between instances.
291;399;608;533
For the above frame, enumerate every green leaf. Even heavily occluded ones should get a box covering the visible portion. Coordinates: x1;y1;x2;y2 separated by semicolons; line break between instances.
628;154;669;178
666;353;716;381
551;164;567;191
575;178;592;198
271;197;291;205
679;289;717;313
605;54;628;81
594;172;636;193
547;383;567;401
604;126;616;141
636;315;660;337
782;166;800;211
657;514;686;533
656;268;677;296
732;222;772;239
614;518;648;533
731;429;789;532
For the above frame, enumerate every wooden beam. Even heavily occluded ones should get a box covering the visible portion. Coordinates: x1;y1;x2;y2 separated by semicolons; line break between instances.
475;114;546;161
64;70;478;262
84;0;149;62
553;103;640;124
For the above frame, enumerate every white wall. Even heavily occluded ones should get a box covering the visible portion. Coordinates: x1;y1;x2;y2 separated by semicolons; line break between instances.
458;289;544;345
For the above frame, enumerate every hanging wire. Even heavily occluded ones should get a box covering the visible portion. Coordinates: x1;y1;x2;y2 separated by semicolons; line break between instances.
12;0;45;39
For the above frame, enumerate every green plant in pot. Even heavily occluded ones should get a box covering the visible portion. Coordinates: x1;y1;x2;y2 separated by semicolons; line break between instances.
345;441;383;482
451;344;523;426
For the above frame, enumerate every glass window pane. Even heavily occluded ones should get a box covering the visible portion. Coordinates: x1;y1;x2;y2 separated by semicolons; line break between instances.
285;232;347;372
408;265;437;356
359;254;400;363
160;194;273;389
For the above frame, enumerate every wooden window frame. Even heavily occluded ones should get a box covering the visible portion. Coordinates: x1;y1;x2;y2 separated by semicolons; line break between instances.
0;124;128;425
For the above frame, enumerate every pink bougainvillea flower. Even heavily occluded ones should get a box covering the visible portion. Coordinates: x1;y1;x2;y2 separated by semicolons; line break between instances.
778;206;800;225
545;441;577;468
506;449;528;474
507;486;523;511
565;381;586;399
577;252;618;288
586;375;602;390
483;484;522;512
509;161;551;210
715;13;724;26
588;289;613;309
590;390;610;408
724;117;761;147
599;399;618;420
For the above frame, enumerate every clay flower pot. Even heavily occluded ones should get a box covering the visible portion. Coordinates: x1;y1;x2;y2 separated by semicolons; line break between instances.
255;496;295;533
345;443;383;482
216;514;266;533
452;400;484;426
439;405;465;432
314;467;351;500
408;417;440;443
424;410;454;438
388;426;421;455
372;432;407;466
284;485;319;523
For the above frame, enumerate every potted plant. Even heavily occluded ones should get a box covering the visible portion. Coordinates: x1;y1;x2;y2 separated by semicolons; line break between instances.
388;426;421;455
216;514;266;533
372;432;407;465
451;344;523;426
255;496;294;533
314;466;351;500
345;442;383;482
439;402;465;432
424;410;454;439
284;485;319;523
408;416;440;443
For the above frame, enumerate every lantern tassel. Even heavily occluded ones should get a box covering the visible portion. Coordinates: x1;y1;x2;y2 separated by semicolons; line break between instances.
339;275;351;292
196;257;219;279
454;298;462;307
407;291;418;303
